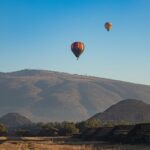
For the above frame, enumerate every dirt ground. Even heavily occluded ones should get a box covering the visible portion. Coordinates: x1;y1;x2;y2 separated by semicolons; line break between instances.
0;137;149;150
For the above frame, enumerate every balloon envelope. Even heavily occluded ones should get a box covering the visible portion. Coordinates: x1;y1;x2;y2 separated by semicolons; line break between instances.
71;42;85;60
104;22;112;31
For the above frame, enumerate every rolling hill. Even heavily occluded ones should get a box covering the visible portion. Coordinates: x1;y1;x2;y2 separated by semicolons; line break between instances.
0;69;150;122
91;99;150;123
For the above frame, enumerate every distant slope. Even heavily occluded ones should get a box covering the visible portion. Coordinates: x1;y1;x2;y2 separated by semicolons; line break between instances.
91;99;150;123
0;113;32;128
0;69;150;122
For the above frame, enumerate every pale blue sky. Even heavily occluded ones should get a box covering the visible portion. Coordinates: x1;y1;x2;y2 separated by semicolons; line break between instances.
0;0;150;84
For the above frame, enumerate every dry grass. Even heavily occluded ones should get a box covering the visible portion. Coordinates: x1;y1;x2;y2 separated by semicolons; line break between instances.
0;137;149;150
0;137;7;140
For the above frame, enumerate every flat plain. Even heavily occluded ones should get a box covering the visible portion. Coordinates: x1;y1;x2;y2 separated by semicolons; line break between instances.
0;137;149;150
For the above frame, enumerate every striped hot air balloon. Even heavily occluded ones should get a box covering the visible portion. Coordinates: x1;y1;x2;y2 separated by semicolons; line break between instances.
71;42;85;60
104;22;112;31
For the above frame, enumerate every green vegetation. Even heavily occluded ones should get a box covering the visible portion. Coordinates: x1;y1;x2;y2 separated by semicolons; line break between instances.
3;119;135;137
76;119;101;132
16;129;31;136
0;123;7;135
58;122;79;136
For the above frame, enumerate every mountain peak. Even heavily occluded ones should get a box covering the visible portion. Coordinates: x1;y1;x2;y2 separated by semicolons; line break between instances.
92;99;150;123
9;69;52;76
0;113;32;128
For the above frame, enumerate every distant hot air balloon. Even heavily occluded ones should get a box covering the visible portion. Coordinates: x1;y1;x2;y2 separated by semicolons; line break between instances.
71;42;85;60
104;22;112;31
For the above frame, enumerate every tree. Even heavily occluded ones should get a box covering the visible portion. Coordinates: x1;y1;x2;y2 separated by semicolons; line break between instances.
59;122;79;136
15;129;32;136
0;123;7;136
76;119;101;132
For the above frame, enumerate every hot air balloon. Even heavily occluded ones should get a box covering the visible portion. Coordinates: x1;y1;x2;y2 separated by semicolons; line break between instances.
104;22;112;31
71;42;85;60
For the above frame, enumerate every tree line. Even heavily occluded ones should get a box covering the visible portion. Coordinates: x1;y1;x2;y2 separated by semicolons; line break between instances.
0;119;133;137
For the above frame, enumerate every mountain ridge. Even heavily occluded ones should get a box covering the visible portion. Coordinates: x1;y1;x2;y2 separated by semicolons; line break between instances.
0;69;150;122
1;69;149;86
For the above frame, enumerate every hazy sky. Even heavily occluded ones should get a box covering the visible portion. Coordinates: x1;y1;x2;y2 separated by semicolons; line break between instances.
0;0;150;85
